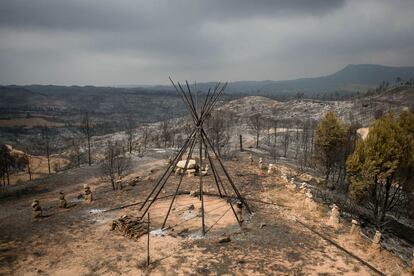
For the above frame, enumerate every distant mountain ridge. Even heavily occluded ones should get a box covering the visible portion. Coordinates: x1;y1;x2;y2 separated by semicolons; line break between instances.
148;64;414;96
326;64;414;84
1;64;414;99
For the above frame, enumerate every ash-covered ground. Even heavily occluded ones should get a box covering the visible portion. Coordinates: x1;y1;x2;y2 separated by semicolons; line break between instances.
0;150;411;275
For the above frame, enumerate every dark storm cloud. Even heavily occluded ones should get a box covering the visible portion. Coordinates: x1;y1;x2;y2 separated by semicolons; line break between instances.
0;0;413;85
0;0;345;30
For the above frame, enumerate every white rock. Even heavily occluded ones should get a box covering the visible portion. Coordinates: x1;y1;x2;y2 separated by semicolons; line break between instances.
176;159;197;169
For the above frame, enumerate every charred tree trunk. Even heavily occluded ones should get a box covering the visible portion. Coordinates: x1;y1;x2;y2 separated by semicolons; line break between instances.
27;154;32;181
239;134;243;152
42;126;51;174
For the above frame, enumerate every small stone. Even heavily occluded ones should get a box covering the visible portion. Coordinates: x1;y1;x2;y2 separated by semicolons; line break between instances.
260;223;266;229
218;236;231;243
176;159;197;170
201;164;209;176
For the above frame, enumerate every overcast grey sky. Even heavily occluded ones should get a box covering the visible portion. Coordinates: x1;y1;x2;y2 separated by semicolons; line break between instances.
0;0;413;85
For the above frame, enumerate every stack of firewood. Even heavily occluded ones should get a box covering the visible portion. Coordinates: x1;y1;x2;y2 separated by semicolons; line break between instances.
111;215;148;240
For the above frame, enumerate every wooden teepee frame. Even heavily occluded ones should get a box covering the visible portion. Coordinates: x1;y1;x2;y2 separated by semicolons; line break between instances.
139;77;252;235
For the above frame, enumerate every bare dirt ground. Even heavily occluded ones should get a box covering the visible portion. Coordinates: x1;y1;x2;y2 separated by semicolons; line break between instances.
0;152;412;275
9;155;70;185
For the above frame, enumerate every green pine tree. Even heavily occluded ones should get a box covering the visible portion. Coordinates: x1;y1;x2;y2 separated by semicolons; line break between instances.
347;112;414;226
314;111;347;186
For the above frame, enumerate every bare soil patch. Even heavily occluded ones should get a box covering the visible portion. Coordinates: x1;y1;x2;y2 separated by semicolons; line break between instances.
9;155;70;185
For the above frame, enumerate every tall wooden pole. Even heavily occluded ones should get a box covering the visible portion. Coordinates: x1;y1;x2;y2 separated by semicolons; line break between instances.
206;153;222;198
147;212;150;267
145;78;246;234
199;130;205;235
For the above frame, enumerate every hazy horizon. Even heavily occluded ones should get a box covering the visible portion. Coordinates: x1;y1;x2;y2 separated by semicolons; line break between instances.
1;63;413;88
